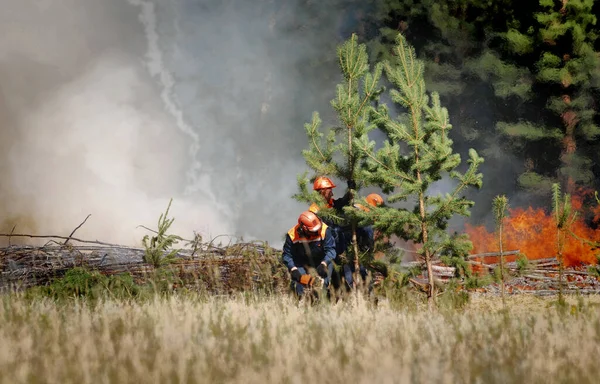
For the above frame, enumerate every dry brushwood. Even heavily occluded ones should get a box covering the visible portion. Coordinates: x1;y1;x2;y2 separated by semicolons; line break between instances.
0;240;288;294
471;256;600;296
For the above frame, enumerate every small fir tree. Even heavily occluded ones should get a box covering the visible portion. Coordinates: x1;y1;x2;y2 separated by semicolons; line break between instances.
141;198;182;268
293;34;384;284
551;183;578;305
363;34;484;308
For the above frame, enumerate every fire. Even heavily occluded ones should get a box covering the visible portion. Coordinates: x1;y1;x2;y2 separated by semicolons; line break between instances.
465;188;600;267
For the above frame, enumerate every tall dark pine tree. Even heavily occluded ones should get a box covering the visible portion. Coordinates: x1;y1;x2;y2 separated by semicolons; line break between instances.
534;0;600;189
363;34;484;308
477;0;600;191
366;0;532;212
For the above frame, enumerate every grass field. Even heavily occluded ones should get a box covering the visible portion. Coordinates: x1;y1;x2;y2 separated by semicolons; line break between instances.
1;293;599;384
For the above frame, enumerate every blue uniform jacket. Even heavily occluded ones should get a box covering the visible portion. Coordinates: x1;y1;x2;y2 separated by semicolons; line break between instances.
282;224;336;270
356;225;375;252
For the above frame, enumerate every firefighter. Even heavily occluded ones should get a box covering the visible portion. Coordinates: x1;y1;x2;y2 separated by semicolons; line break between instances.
340;193;385;290
309;176;355;256
282;211;336;297
353;193;385;249
310;176;355;214
362;193;387;248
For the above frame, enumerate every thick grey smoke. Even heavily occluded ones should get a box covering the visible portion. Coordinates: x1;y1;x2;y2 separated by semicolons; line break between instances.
0;0;350;247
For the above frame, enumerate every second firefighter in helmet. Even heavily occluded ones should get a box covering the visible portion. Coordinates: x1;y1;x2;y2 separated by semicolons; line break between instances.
352;192;385;253
281;210;336;297
309;176;355;214
308;176;356;257
339;193;385;290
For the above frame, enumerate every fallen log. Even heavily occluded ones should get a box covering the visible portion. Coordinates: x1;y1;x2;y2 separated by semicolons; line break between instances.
523;274;555;280
467;250;520;259
400;262;456;278
524;289;600;296
528;269;592;276
423;265;456;278
467;260;497;270
527;257;559;265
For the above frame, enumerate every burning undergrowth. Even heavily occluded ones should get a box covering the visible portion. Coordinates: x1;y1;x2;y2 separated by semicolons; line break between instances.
465;186;600;267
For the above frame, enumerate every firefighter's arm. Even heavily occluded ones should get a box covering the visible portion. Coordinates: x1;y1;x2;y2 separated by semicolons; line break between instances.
334;180;355;210
322;227;336;265
281;234;297;271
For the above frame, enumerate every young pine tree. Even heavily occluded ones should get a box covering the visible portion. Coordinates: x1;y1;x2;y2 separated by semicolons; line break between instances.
363;34;484;308
293;34;384;282
551;183;578;305
493;194;509;307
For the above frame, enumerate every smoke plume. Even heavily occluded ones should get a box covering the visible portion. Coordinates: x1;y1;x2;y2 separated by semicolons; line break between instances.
1;0;352;247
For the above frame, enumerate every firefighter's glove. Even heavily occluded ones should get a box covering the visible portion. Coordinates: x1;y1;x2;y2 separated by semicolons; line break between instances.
299;274;315;287
347;179;356;189
317;262;328;278
291;269;302;282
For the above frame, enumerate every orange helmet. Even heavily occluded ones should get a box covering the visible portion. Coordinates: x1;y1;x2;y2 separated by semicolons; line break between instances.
366;193;384;207
298;211;322;232
313;176;336;191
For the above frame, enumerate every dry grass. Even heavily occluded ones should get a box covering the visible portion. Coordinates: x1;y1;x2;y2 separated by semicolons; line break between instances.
1;293;599;383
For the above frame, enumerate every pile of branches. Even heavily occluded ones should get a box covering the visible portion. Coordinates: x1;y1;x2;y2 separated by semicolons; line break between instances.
469;252;600;296
0;237;288;294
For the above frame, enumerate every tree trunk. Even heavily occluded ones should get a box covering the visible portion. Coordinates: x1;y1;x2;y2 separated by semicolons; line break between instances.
557;228;565;304
425;247;435;310
352;223;360;289
499;224;505;307
419;189;435;309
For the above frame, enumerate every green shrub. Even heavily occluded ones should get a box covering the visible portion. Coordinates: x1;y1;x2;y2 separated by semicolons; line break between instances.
23;267;182;303
464;273;494;289
437;279;470;311
516;254;530;275
142;198;182;268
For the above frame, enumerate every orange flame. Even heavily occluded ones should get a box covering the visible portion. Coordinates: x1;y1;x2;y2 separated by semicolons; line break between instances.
466;189;600;267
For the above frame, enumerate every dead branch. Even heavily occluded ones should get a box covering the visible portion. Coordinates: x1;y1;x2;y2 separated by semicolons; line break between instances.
64;214;92;245
8;225;16;247
0;233;135;248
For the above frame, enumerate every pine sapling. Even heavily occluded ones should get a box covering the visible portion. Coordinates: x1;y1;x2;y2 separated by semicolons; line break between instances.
362;34;484;308
142;198;183;268
493;195;508;307
293;33;384;287
551;183;578;306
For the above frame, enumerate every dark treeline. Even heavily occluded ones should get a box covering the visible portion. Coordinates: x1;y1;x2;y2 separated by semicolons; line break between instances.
294;0;600;227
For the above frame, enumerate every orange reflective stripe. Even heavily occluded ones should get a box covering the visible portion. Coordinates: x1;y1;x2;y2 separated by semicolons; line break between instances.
309;202;320;213
288;226;299;241
320;223;328;239
288;224;327;243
